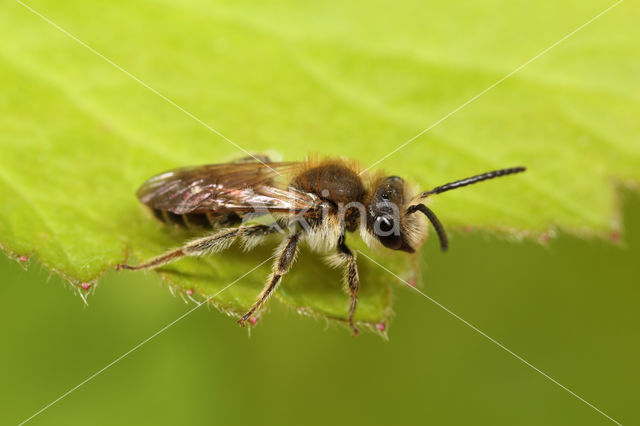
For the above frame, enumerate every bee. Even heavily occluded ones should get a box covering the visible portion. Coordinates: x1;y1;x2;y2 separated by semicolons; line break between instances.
117;156;525;335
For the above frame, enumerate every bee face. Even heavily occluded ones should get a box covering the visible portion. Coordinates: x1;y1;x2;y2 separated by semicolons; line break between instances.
368;176;417;252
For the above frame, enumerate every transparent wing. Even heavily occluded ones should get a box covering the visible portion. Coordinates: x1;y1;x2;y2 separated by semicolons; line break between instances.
136;161;317;215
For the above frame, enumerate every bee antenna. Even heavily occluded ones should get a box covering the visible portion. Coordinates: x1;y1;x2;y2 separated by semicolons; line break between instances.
406;204;448;252
419;166;526;198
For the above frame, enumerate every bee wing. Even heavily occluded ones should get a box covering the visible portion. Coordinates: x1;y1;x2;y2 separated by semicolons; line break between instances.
136;161;317;215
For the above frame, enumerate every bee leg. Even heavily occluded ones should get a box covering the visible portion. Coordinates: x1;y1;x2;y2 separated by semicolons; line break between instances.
238;232;299;326
338;234;360;336
116;224;278;271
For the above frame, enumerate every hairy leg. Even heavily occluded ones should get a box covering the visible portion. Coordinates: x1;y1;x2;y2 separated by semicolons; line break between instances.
116;224;278;271
238;232;300;325
337;234;360;336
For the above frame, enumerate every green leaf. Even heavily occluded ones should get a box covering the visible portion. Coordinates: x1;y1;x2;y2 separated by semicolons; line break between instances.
0;0;638;333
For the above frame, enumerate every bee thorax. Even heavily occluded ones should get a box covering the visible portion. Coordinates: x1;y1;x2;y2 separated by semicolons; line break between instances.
291;163;366;205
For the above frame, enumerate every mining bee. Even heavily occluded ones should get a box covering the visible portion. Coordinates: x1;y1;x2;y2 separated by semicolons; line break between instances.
117;156;525;335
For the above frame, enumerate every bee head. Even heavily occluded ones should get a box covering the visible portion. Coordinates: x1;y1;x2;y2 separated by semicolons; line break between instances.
367;166;527;253
367;176;421;253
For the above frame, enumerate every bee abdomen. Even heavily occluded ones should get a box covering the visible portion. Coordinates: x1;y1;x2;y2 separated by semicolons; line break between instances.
150;208;242;229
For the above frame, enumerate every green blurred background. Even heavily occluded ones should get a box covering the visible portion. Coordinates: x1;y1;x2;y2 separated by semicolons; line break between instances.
1;190;638;426
1;1;638;424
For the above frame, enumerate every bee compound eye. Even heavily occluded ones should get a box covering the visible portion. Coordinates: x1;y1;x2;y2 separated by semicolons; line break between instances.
374;216;403;250
376;216;394;234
